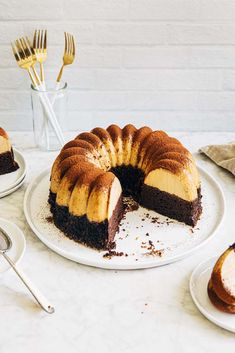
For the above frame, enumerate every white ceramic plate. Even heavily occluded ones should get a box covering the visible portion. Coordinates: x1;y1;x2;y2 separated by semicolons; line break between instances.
0;175;26;198
0;148;26;194
0;218;26;274
24;167;225;270
190;257;235;333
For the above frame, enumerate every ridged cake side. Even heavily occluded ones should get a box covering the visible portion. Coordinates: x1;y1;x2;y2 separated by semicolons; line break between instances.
49;124;202;248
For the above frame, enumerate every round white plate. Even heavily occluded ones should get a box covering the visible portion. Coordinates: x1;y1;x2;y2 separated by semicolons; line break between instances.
0;148;26;194
24;167;225;270
0;218;26;274
190;257;235;333
0;175;26;198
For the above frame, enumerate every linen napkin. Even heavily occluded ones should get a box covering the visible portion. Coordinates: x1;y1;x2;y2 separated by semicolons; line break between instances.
200;143;235;176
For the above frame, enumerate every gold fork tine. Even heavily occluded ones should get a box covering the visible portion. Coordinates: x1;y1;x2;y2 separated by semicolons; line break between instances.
72;35;75;56
11;43;20;61
40;30;43;49
66;33;69;54
25;36;34;55
67;34;71;55
64;32;68;54
22;37;31;57
15;40;23;59
44;30;47;50
33;30;37;50
69;34;73;55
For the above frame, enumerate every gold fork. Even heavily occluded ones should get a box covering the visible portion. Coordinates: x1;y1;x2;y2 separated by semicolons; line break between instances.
56;32;75;83
33;29;47;83
12;36;65;146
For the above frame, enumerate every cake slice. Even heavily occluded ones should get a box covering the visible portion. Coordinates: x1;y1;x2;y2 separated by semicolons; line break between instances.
211;244;235;305
0;128;19;175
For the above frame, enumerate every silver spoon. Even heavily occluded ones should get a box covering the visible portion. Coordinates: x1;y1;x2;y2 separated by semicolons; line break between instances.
0;226;55;314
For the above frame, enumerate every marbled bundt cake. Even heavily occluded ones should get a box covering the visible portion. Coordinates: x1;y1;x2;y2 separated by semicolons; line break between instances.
49;125;202;250
0;127;19;175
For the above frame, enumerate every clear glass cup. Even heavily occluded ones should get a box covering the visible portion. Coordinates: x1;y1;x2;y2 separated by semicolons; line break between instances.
31;81;68;151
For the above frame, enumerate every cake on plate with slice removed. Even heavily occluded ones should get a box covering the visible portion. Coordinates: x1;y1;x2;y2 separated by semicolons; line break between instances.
0;127;19;175
208;244;235;313
49;124;202;250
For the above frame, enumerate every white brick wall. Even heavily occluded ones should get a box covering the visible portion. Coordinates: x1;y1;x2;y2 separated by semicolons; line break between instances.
0;0;235;131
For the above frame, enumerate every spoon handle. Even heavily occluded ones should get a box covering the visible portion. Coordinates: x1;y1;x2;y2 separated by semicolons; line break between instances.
2;253;55;314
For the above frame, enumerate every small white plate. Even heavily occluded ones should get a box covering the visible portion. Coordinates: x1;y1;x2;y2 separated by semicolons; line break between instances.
0;218;26;274
24;166;225;270
0;148;26;193
0;175;26;198
190;257;235;333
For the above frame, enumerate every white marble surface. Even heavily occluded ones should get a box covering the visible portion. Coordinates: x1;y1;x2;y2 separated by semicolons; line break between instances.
1;131;235;353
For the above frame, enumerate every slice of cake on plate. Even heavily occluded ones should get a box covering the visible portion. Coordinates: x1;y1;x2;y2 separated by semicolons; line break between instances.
0;127;19;175
208;244;235;313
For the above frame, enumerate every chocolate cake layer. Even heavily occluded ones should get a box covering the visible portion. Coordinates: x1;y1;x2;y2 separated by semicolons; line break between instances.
49;164;202;249
0;150;19;175
140;184;202;226
49;192;124;250
110;165;144;198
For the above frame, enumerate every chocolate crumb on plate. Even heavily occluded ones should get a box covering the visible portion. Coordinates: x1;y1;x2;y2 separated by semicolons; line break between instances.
103;250;129;259
142;240;164;258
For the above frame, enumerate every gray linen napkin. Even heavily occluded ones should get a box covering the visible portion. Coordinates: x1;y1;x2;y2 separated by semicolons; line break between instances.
200;143;235;176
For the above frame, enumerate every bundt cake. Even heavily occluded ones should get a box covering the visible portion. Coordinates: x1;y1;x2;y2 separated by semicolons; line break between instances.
49;125;202;250
208;244;235;313
0;127;19;175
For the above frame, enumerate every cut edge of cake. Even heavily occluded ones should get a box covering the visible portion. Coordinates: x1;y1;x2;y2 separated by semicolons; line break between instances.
0;127;19;175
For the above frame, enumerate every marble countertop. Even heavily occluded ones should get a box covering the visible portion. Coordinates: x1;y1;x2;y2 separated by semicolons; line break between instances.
1;131;235;353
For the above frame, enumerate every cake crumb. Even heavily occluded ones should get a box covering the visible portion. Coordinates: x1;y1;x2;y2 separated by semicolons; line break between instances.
142;240;164;258
46;216;53;223
103;250;128;259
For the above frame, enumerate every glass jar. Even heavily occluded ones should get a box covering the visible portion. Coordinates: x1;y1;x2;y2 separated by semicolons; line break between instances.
31;81;68;151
